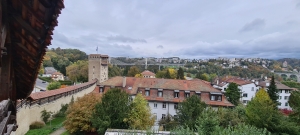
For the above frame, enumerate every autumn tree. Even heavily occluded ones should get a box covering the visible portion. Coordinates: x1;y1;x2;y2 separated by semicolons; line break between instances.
91;88;131;134
124;93;155;130
127;66;140;77
176;95;207;130
177;67;185;80
39;64;44;75
245;88;280;132
64;94;101;134
66;60;88;82
225;83;241;106
134;73;143;78
267;76;279;104
47;81;61;90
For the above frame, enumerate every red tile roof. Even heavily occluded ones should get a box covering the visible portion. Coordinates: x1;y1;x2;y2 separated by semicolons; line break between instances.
141;70;156;76
51;72;63;75
29;80;97;100
101;77;234;107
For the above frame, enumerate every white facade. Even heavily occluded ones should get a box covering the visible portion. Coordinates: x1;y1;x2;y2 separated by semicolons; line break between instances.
239;83;258;105
278;89;292;110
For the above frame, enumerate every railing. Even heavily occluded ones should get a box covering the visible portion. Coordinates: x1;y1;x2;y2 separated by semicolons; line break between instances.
16;80;97;110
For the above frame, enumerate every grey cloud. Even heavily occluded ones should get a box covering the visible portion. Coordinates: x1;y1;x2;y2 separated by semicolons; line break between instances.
106;35;147;43
157;45;164;49
174;31;300;59
239;18;265;32
297;2;300;9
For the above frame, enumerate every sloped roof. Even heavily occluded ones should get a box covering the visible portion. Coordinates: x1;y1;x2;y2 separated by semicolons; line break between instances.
51;72;63;75
101;77;234;107
141;70;156;76
6;0;64;99
29;80;97;100
101;77;221;95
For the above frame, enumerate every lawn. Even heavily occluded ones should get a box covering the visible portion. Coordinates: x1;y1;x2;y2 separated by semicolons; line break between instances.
25;117;66;135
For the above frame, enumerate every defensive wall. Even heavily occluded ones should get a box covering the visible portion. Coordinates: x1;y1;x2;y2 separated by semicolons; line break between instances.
12;80;97;135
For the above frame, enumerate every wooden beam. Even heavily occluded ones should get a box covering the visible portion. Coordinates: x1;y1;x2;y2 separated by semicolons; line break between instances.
11;15;40;39
16;43;37;58
18;0;44;25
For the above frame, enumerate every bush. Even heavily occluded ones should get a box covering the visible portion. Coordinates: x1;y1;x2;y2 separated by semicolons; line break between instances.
53;104;69;117
38;76;52;82
29;121;45;129
58;80;73;85
41;109;52;123
47;81;61;90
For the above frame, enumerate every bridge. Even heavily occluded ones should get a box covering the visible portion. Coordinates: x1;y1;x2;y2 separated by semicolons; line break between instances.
274;71;300;82
12;80;97;135
110;58;185;70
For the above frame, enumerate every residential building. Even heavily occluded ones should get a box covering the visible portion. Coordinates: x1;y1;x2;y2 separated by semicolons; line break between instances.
141;70;156;78
213;77;258;105
88;54;109;83
44;67;57;76
51;72;64;81
99;77;234;129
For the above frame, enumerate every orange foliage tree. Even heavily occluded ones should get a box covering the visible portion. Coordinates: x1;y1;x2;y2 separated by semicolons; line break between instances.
64;93;101;134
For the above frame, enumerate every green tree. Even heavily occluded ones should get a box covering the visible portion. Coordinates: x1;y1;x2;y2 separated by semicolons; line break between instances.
91;88;131;134
267;76;279;104
64;94;101;134
155;70;166;78
127;66;140;77
289;91;300;125
108;65;123;78
177;67;185;80
245;88;280;132
66;60;88;82
47;81;61;90
176;95;207;130
224;83;240;106
124;93;155;130
158;114;179;131
39;64;44;75
41;109;51;123
196;108;219;135
165;69;171;79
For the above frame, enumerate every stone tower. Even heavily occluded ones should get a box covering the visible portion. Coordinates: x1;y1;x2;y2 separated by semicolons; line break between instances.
88;54;109;83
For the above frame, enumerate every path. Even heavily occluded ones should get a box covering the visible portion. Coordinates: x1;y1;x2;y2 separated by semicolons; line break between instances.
49;127;66;135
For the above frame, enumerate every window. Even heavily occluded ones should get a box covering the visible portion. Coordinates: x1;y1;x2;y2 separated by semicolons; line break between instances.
154;103;157;108
162;102;166;109
174;92;179;98
100;88;103;93
251;87;254;91
174;115;178;119
145;90;150;96
185;93;190;98
280;90;283;93
158;91;163;97
284;96;289;100
211;95;222;101
278;102;282;106
285;102;288;106
243;93;248;97
162;114;166;120
285;90;289;93
279;96;282;99
243;100;248;104
174;103;178;109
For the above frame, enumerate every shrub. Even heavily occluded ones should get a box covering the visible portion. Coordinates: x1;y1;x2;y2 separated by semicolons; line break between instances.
29;121;45;129
41;109;52;123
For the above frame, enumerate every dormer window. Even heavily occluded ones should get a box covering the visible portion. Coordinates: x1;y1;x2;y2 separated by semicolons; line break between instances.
210;92;222;101
196;91;201;98
185;91;190;98
174;90;179;98
145;90;150;96
158;89;163;97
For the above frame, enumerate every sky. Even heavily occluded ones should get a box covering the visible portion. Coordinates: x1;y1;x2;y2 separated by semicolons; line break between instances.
51;0;300;59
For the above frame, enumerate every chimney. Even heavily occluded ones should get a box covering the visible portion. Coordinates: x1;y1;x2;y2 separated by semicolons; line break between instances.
122;76;126;88
216;79;219;85
255;81;258;85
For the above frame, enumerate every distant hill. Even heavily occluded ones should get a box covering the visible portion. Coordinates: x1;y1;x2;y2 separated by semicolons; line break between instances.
277;58;300;72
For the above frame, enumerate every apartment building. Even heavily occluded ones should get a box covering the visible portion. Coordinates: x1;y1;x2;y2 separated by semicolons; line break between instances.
99;77;234;128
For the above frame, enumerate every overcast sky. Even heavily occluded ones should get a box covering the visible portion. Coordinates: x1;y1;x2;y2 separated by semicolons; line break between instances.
51;0;300;59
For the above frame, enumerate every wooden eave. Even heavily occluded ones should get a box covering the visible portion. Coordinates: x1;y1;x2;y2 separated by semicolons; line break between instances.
7;0;64;99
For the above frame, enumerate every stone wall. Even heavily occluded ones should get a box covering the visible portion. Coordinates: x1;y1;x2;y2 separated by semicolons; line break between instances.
12;83;96;135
